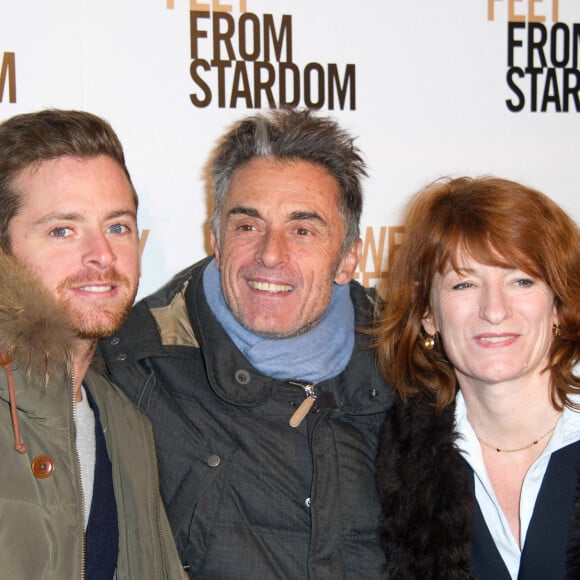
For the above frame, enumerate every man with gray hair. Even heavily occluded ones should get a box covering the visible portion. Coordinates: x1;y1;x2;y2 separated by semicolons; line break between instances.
99;109;393;579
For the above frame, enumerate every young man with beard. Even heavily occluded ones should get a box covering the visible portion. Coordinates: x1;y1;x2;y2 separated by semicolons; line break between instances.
99;109;394;579
0;109;185;579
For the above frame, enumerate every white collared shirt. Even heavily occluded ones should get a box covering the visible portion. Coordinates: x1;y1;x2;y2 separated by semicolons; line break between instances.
454;391;580;580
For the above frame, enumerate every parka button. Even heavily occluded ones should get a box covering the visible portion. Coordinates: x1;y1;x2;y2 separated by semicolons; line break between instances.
31;455;55;479
110;337;120;346
369;388;379;399
207;455;221;468
305;497;311;508
234;369;251;385
116;353;127;362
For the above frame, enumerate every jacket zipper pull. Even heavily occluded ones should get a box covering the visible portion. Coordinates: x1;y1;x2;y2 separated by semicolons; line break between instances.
289;383;316;428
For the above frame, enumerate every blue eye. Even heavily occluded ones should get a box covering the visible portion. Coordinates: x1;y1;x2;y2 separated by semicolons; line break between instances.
108;224;129;234
50;227;72;238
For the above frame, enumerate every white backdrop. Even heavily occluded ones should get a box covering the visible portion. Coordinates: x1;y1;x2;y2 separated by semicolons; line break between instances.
2;0;579;298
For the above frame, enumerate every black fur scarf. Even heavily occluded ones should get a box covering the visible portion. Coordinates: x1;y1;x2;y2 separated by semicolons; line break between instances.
376;394;474;579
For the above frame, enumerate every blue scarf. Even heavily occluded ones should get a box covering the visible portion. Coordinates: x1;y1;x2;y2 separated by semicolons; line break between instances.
203;259;355;383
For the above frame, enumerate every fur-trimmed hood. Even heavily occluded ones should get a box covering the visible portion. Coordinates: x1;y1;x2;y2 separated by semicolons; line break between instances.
0;252;76;381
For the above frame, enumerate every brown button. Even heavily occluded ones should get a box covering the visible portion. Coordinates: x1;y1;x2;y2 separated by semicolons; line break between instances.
31;455;55;479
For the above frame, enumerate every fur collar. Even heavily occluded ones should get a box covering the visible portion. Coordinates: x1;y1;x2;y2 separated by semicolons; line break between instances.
0;252;75;382
376;394;474;579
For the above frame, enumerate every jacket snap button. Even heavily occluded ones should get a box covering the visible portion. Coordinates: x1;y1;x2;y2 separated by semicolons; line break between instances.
116;353;127;362
31;455;55;479
110;337;120;346
207;455;221;468
234;370;251;385
369;388;379;398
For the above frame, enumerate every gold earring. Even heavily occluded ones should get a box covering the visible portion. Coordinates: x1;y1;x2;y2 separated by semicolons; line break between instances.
424;335;435;350
553;323;561;337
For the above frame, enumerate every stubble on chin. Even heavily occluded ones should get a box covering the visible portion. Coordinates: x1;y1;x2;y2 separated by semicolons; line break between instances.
66;299;134;339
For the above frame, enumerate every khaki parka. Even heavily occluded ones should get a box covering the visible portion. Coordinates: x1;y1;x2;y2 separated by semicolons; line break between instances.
0;253;185;579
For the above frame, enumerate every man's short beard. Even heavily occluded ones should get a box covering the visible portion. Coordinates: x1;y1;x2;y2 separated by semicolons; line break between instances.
55;270;137;339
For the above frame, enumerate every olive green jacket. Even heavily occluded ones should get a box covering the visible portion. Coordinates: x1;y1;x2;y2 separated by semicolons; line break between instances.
0;253;184;579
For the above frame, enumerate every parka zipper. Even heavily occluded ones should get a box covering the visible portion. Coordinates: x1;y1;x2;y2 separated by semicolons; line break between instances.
289;382;317;428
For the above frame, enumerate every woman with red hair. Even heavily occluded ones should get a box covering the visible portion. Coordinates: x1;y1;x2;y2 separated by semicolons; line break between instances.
375;177;580;579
